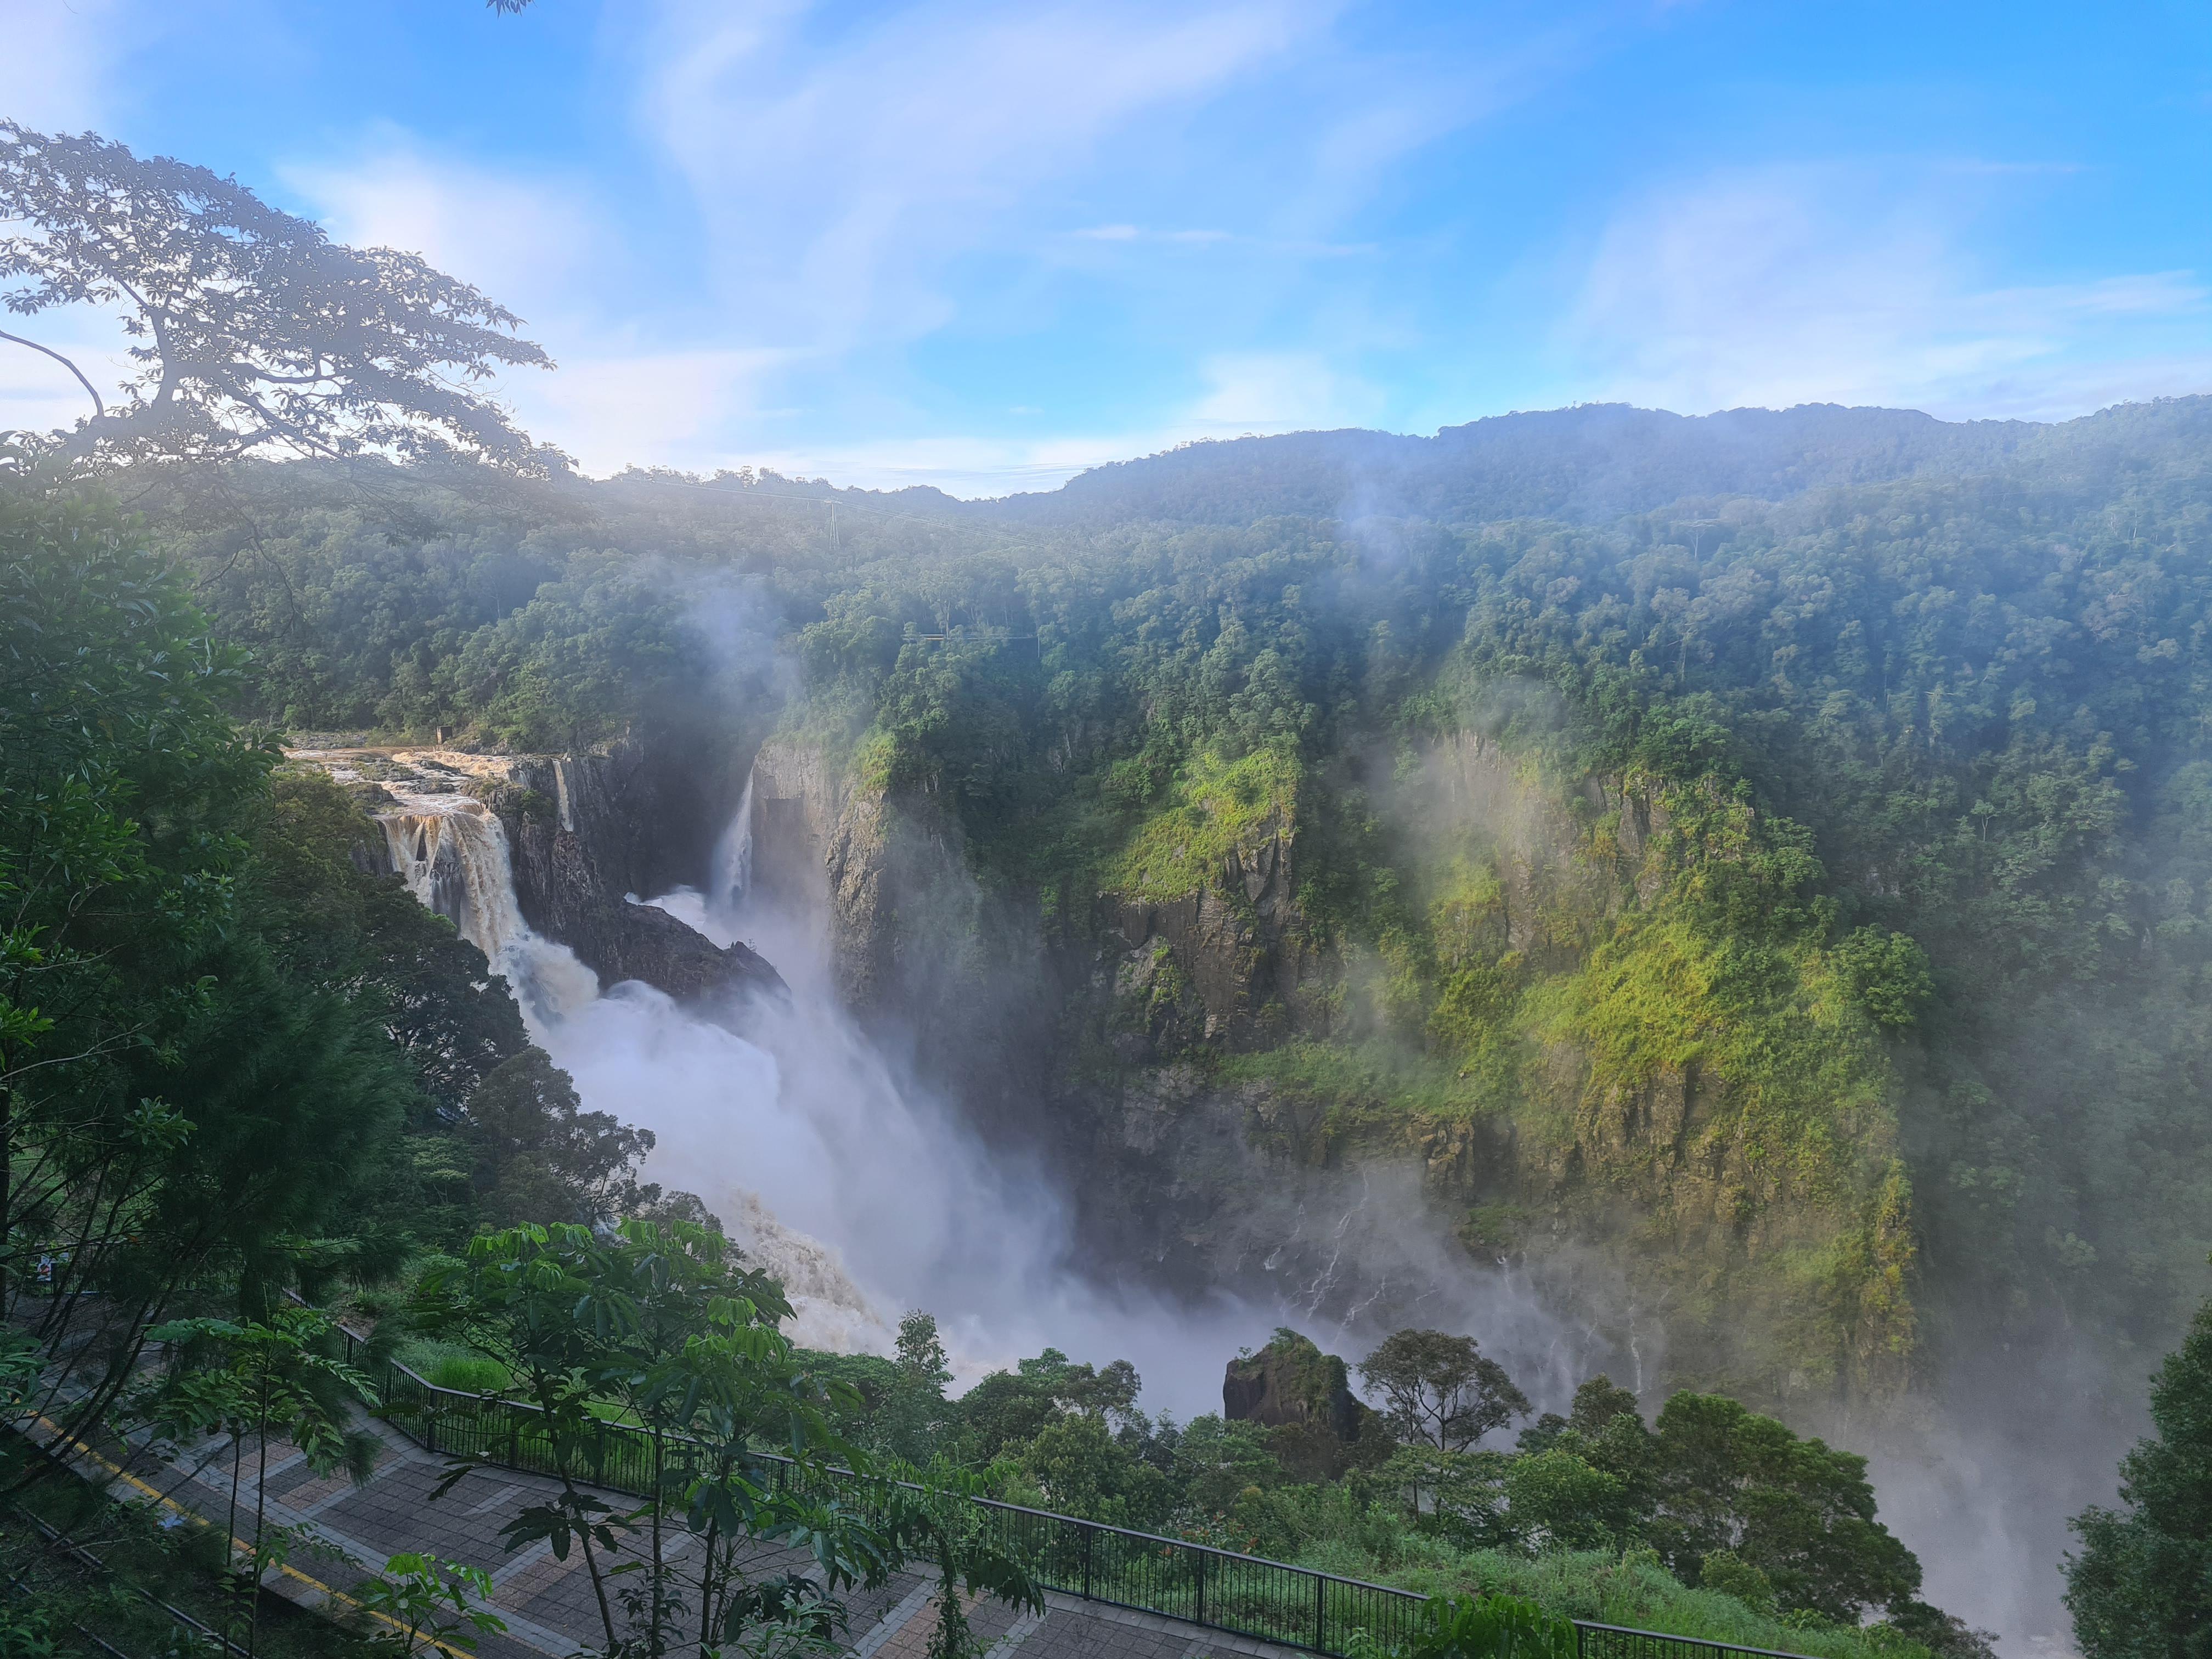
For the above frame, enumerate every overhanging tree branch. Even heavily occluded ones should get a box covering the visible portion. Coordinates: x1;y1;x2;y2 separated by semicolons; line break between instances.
0;327;104;415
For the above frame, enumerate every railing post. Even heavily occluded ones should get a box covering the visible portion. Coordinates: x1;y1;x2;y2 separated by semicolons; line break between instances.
1313;1573;1325;1651
425;1403;439;1456
1194;1549;1206;1628
1081;1523;1093;1601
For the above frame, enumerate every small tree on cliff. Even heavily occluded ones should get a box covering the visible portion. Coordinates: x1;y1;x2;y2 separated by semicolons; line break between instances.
1360;1329;1530;1452
2067;1299;2212;1659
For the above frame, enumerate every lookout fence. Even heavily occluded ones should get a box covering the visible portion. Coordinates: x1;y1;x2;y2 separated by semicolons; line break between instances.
340;1331;1821;1659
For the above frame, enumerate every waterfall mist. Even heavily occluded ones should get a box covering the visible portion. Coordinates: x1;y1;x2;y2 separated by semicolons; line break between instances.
355;751;1603;1421
635;774;1617;1417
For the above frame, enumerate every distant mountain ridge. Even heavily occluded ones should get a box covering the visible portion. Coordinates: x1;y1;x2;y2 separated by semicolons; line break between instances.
946;396;2212;526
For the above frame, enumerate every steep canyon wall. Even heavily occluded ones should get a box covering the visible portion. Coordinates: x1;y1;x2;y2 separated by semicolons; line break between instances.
735;724;1910;1413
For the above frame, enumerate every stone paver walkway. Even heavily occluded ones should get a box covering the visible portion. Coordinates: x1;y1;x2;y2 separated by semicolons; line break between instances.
21;1409;1305;1659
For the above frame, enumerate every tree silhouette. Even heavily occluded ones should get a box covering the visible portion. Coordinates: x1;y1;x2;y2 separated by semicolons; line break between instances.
0;121;553;472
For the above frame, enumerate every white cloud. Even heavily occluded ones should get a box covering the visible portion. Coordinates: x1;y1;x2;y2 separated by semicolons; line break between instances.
284;142;601;320
1190;349;1380;429
1562;164;2212;419
516;346;796;475
630;0;1323;349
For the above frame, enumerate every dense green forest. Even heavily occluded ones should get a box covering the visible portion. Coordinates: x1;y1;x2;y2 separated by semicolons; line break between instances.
1;471;1986;1659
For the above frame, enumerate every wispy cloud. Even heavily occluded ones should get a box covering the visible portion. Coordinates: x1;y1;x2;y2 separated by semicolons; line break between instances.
628;0;1326;349
287;138;792;475
1561;163;2212;419
284;140;605;317
1071;224;1233;244
0;0;128;130
742;349;1387;495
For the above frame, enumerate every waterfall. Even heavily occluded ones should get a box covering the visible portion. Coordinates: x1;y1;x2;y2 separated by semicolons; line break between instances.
375;787;597;1021
378;793;527;961
359;757;1579;1407
708;764;755;916
368;770;890;1351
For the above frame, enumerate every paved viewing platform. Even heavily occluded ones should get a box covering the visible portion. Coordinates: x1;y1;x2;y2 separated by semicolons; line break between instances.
24;1409;1302;1659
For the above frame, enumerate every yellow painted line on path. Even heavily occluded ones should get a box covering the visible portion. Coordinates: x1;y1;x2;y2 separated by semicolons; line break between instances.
22;1415;565;1659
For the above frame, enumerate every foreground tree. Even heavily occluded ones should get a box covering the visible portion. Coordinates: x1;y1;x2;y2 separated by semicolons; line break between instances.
1;489;410;1460
0;121;552;472
1644;1391;1919;1624
2067;1299;2212;1659
411;1220;904;1658
1359;1330;1531;1452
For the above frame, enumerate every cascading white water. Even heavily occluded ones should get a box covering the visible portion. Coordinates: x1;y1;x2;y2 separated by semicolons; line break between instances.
368;772;894;1351
375;788;598;1023
364;751;1598;1409
378;793;528;961
708;769;754;910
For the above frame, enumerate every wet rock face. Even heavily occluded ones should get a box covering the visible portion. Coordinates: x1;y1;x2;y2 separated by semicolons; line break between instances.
501;750;784;1005
1223;1335;1371;1443
1103;826;1334;1054
745;737;845;918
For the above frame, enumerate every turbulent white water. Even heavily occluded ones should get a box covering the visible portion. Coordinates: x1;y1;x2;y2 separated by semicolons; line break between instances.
376;788;600;1020
365;756;1596;1413
379;794;528;961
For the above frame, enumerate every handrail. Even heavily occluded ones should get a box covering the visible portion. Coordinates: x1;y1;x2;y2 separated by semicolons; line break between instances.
1574;1625;1835;1659
329;1325;1821;1659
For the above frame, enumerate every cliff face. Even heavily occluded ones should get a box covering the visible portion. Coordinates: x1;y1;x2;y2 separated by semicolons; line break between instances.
744;735;916;1014
499;748;783;1004
1103;830;1332;1055
1058;736;1913;1409
746;733;1059;1137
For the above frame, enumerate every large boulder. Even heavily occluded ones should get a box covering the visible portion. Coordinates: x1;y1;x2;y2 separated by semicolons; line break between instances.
1223;1329;1370;1443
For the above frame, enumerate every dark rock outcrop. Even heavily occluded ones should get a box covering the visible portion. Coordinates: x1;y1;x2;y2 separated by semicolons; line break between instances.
1223;1331;1370;1443
499;750;785;1005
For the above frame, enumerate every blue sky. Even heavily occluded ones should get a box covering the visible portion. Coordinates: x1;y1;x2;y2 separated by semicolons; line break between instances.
4;0;2209;494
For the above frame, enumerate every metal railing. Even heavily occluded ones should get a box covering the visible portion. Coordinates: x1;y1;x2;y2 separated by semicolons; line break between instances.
335;1330;1815;1659
365;1357;1426;1654
1575;1625;1836;1659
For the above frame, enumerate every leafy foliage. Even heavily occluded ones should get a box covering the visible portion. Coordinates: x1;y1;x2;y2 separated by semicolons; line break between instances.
0;121;551;471
2066;1296;2212;1659
1360;1331;1532;1453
